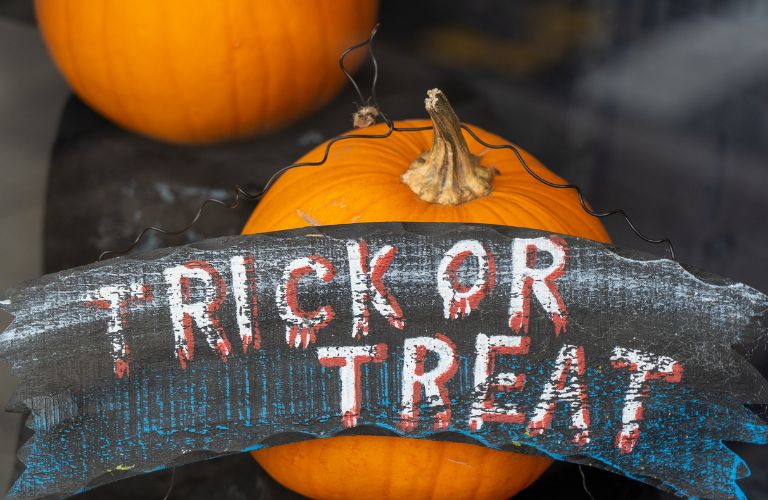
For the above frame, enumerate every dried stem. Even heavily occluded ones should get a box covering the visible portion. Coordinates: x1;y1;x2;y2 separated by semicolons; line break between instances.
401;89;495;204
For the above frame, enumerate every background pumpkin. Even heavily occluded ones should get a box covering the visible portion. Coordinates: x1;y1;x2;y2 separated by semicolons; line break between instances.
34;0;378;144
243;89;610;499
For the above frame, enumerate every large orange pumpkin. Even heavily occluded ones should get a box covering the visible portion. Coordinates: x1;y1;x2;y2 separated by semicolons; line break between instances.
34;0;378;144
243;89;610;499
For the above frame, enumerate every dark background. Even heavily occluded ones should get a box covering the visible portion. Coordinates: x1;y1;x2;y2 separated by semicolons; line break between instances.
1;0;767;498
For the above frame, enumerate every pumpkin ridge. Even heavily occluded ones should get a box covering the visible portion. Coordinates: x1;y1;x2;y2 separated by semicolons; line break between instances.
156;1;197;140
221;0;242;138
488;184;609;241
464;446;485;499
312;0;330;110
476;162;608;242
246;0;269;135
492;186;583;222
262;167;406;214
501;195;578;235
390;127;437;156
427;443;446;500
63;0;88;109
275;0;299;132
325;133;424;166
470;196;553;231
100;2;134;132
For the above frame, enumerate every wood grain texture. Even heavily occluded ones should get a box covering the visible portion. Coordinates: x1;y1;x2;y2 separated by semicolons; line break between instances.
1;222;766;499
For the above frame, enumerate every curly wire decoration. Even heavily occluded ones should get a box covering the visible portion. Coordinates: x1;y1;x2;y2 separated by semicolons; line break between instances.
339;24;377;108
100;24;675;262
459;125;676;259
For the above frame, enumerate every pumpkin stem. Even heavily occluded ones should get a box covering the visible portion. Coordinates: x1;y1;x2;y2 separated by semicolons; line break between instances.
401;88;495;205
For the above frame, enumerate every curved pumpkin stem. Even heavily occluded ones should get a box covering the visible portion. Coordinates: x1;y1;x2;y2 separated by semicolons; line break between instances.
401;89;495;205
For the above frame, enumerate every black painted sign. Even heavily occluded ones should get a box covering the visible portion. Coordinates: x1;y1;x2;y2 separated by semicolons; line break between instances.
1;223;766;499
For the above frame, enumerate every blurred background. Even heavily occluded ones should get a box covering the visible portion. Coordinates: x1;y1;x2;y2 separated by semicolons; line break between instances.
1;0;767;498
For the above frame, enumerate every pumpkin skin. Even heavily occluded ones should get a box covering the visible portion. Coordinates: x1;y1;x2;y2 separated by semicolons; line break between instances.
255;436;553;499
242;119;610;243
243;101;610;498
34;0;378;144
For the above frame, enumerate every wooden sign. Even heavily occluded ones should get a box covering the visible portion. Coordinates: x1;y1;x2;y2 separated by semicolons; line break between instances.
1;222;766;499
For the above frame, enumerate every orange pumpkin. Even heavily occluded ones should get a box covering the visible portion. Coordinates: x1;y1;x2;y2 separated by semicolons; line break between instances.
244;89;610;499
34;0;378;144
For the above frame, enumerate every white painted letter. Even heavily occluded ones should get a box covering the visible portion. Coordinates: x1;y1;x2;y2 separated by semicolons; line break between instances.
611;347;682;453
347;240;404;338
230;254;260;352
164;260;231;368
84;283;152;378
318;343;388;428
469;333;529;432
509;236;568;335
528;344;591;446
276;255;336;349
438;240;495;320
399;334;458;432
